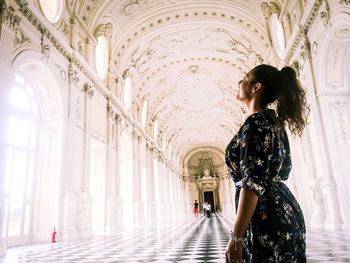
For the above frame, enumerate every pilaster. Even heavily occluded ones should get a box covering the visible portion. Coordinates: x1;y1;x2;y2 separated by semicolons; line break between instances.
132;128;143;224
300;31;342;229
82;83;94;192
0;2;18;255
105;101;118;232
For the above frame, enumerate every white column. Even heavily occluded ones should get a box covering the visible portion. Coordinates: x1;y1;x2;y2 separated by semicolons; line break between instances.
59;82;94;239
158;158;165;220
132;130;142;224
321;179;343;230
175;174;181;217
58;62;79;240
169;170;175;219
290;132;321;228
218;177;225;213
299;37;342;229
184;178;191;216
224;175;235;215
173;172;181;218
180;178;186;216
0;5;17;254
77;84;94;237
166;169;172;219
114;115;122;223
105;108;118;232
146;145;157;222
139;139;148;222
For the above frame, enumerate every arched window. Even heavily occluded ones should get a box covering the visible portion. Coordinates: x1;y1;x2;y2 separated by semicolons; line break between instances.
270;13;286;58
39;0;64;23
124;76;132;110
3;74;38;244
95;35;109;79
141;100;148;128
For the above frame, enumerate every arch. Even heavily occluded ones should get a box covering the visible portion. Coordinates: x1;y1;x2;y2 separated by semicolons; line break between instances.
183;146;225;178
3;52;64;245
315;10;350;229
183;146;225;164
12;50;65;118
317;12;350;91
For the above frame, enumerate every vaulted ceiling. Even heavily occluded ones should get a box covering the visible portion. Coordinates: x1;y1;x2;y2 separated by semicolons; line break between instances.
75;0;276;158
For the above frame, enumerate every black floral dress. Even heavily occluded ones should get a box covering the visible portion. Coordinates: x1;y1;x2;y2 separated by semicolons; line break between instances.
225;108;306;263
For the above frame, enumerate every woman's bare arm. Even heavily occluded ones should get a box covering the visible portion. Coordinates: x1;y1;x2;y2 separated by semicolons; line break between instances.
232;188;259;237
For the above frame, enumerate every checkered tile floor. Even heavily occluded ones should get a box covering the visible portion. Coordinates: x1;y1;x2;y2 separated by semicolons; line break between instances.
1;213;350;262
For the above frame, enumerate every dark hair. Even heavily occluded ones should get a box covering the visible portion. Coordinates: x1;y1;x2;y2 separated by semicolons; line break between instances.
250;64;309;136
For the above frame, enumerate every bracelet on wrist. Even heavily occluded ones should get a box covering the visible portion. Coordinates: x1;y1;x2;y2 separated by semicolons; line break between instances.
229;230;244;242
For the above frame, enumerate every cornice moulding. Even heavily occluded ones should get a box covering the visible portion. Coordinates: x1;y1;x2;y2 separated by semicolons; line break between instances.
285;0;323;64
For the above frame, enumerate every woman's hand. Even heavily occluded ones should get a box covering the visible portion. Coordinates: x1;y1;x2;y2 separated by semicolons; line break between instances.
225;239;243;263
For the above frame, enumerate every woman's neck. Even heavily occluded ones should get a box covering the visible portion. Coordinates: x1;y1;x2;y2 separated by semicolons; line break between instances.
245;100;262;115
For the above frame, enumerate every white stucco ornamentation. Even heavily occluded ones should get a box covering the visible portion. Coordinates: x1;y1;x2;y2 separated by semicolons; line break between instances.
171;70;223;112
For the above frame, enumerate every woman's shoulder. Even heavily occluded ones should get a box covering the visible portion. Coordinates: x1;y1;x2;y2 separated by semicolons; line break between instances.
241;109;276;136
244;109;274;126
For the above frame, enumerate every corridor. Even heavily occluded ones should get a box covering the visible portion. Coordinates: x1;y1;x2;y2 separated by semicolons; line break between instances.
1;214;350;263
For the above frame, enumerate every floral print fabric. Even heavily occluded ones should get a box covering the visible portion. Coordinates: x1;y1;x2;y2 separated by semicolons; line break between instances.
225;108;306;263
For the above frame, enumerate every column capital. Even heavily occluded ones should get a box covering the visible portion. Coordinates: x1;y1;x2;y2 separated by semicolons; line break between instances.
260;2;280;19
95;23;113;38
83;83;94;99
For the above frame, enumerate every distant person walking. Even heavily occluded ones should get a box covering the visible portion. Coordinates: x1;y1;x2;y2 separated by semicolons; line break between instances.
206;203;211;218
193;200;199;218
202;202;207;217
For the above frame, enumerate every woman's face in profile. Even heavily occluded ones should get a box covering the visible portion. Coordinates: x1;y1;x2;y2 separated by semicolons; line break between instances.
236;72;253;102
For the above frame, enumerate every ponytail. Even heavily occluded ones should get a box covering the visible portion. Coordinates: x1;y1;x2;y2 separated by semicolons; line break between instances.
250;64;309;137
276;67;309;137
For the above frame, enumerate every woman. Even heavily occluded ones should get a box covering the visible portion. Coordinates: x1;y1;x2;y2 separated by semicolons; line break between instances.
225;64;309;263
193;200;199;218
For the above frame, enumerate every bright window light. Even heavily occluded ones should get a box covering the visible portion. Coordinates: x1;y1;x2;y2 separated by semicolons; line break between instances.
7;116;31;148
95;36;109;79
3;73;38;240
39;0;64;23
10;86;31;112
124;76;132;110
270;13;286;58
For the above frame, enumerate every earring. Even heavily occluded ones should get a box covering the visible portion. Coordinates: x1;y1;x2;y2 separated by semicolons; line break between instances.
251;90;255;96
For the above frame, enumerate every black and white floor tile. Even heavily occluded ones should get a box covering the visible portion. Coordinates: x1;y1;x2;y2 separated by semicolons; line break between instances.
1;213;350;262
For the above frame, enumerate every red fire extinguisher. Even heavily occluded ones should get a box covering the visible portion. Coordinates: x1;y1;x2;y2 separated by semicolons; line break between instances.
51;227;57;243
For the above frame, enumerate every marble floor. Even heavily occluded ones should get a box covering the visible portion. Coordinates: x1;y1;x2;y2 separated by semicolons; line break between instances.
1;213;350;262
